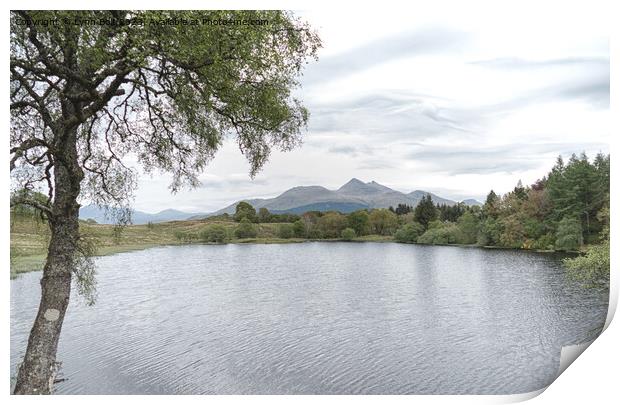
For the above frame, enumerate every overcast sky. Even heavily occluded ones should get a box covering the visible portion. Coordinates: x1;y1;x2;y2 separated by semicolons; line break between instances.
132;4;609;213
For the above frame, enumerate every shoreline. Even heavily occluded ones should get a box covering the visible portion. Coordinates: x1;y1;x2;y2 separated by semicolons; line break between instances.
10;236;579;279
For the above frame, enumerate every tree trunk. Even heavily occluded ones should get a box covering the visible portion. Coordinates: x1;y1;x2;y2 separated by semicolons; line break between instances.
13;128;83;394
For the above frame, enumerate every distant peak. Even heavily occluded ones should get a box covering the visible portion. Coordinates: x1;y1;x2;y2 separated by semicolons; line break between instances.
346;177;365;185
338;178;365;190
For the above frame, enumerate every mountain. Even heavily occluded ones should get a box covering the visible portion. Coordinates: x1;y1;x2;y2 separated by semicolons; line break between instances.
461;198;483;207
193;179;481;219
79;205;206;225
407;190;456;206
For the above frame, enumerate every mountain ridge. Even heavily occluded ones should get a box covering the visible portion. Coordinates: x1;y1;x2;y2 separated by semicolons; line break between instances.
80;179;482;224
191;179;481;219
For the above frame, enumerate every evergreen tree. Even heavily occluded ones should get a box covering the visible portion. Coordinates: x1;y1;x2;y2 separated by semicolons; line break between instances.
414;194;438;229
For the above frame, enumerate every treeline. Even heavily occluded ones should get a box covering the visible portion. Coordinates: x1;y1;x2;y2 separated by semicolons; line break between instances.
182;152;610;283
391;153;609;250
205;152;609;252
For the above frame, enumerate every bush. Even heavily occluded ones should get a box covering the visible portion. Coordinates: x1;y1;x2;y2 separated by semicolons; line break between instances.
277;223;294;239
200;225;228;243
417;223;462;245
292;220;306;238
531;233;555;250
174;230;200;242
234;218;258;239
564;241;609;284
394;222;424;243
306;227;323;239
341;228;356;240
555;217;583;251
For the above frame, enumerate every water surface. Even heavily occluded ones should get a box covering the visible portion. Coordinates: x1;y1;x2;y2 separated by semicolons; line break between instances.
10;243;608;394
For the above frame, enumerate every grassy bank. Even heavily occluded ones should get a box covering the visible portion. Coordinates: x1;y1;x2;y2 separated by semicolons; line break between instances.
9;212;587;279
10;213;393;278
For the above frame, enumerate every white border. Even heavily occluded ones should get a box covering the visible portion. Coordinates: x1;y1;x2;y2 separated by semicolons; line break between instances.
3;0;617;403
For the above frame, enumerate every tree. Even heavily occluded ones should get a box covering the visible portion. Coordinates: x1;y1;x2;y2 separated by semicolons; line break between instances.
499;214;526;248
564;204;609;284
413;194;437;230
10;10;320;394
394;203;413;215
546;153;607;242
341;228;356;240
234;218;258;239
456;211;478;244
234;201;257;222
477;218;502;246
369;208;399;235
483;190;500;218
555;217;583;251
257;207;271;223
317;212;348;238
346;210;370;236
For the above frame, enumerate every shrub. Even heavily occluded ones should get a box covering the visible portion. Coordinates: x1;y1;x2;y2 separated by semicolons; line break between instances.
306;227;323;239
292;220;306;238
394;222;424;243
174;230;200;242
341;228;356;240
200;225;228;243
417;223;462;245
564;241;609;284
234;218;257;239
531;233;555;250
277;223;294;239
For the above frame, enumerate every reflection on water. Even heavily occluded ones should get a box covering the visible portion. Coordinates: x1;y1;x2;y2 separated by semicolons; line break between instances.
10;243;608;394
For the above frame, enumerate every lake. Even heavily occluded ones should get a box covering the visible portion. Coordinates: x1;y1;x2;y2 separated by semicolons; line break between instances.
10;242;609;394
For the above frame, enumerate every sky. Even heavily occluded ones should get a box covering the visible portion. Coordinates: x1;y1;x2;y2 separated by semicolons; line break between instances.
131;3;610;213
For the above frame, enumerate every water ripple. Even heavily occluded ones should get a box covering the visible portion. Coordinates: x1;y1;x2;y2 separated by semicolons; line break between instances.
10;243;608;394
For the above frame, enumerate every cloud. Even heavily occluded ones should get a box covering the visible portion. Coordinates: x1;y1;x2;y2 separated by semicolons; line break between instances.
484;75;610;112
306;92;478;145
472;57;610;109
403;142;609;176
302;28;469;86
198;174;269;190
470;56;609;69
